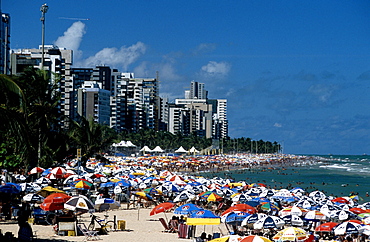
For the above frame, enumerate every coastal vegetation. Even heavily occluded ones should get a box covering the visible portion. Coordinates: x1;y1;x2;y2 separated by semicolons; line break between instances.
0;68;281;170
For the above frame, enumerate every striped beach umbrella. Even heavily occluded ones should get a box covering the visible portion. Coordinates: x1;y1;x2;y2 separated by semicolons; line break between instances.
64;195;95;213
49;167;67;179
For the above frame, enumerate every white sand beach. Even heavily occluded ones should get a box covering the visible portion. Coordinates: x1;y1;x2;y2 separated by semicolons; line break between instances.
0;207;222;242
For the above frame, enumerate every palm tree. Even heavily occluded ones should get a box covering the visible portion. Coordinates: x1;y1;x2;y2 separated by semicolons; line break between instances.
67;116;118;158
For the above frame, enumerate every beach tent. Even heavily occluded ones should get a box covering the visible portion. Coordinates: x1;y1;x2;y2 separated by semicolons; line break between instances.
152;146;164;153
189;146;199;155
175;146;188;153
140;146;152;154
113;140;137;147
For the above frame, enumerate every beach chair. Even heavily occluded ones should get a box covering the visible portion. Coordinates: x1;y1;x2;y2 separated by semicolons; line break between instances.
77;223;100;241
159;218;171;232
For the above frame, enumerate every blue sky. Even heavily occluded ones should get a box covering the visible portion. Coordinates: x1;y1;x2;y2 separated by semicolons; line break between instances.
4;1;370;155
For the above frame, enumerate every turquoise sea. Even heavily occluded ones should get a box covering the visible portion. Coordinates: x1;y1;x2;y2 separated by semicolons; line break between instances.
204;155;370;203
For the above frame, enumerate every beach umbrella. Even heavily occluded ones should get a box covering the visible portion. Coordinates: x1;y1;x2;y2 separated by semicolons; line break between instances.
314;222;339;232
320;204;337;217
281;215;304;227
64;195;95;213
231;193;252;203
40;193;71;211
173;191;195;202
36;186;65;198
279;206;308;217
272;227;308;241
74;180;93;190
259;189;276;197
35;177;51;185
150;202;174;222
241;213;268;226
304;210;327;221
29;167;45;175
330;210;356;221
240;235;272;242
221;204;257;216
22;193;45;203
49;167;67;179
349;207;367;215
333;221;364;235
260;202;280;212
113;185;128;194
294;198;317;209
0;182;21;194
199;191;223;202
95;198;120;211
144;187;162;195
358;213;370;224
309;191;327;200
332;197;350;204
253;216;285;229
222;211;250;225
133;191;153;201
186;209;221;225
43;192;71;203
174;203;203;216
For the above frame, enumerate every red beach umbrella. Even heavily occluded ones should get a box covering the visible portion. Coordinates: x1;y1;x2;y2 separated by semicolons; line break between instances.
50;167;67;179
29;167;45;175
41;193;71;211
349;207;367;214
331;197;350;204
315;222;339;232
150;202;175;216
221;203;257;216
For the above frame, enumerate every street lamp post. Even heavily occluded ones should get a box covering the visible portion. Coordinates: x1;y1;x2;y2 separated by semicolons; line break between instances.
40;3;48;69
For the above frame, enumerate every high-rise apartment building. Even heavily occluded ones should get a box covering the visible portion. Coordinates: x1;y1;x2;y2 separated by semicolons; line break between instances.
123;77;159;132
188;81;207;99
77;81;110;125
165;82;228;139
10;46;73;128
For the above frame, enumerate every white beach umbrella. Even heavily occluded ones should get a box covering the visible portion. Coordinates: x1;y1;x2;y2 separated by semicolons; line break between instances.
253;215;285;229
333;221;364;235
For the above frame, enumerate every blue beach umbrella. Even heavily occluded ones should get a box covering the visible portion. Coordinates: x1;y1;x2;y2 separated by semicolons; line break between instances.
188;209;219;219
115;180;131;187
0;183;21;194
223;211;250;225
41;168;51;176
174;203;202;215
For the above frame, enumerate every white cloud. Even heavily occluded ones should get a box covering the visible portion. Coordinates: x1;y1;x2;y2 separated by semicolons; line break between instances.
308;84;335;102
201;61;231;77
274;123;282;128
81;42;147;71
134;60;182;82
192;43;216;55
54;21;86;59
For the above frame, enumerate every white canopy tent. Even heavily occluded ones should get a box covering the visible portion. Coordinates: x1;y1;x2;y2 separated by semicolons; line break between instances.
152;146;164;153
189;146;199;153
140;146;152;152
175;146;188;153
112;140;136;147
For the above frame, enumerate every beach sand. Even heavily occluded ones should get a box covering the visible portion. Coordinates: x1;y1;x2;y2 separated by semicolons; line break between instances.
0;207;223;242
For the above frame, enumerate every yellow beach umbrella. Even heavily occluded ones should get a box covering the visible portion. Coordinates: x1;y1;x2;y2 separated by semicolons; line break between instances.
273;227;308;241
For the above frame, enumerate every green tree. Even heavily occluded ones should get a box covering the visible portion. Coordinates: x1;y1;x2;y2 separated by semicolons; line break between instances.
67;116;119;158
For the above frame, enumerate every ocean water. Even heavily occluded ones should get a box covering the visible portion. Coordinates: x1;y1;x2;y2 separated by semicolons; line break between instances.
204;155;370;203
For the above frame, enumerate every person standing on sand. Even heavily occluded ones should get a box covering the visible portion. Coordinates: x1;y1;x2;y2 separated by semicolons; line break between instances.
18;215;33;242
